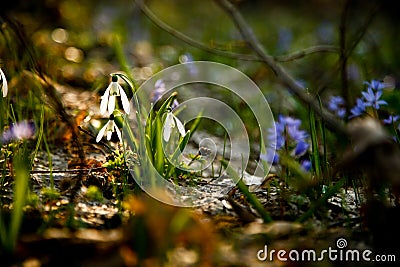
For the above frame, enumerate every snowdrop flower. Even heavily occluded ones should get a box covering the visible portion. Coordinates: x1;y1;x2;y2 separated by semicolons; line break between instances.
100;75;130;115
96;115;122;143
0;68;8;97
163;111;186;142
1;121;35;144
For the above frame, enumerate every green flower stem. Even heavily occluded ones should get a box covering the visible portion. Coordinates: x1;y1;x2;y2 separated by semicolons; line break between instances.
297;178;345;223
309;107;322;178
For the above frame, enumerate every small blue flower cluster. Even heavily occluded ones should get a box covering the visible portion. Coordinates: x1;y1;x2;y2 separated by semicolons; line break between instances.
150;79;179;109
328;80;388;119
1;121;36;144
261;115;311;172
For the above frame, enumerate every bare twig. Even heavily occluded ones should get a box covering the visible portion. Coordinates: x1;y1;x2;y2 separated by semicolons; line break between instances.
31;167;106;174
273;45;339;62
339;0;352;116
214;0;348;136
77;126;116;155
315;2;381;98
134;0;338;63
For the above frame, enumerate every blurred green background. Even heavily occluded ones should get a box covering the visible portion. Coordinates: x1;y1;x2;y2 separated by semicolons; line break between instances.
1;0;399;142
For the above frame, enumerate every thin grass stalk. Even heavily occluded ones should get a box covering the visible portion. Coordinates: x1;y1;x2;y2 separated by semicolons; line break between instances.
309;107;322;178
8;145;30;251
297;178;345;223
317;96;328;182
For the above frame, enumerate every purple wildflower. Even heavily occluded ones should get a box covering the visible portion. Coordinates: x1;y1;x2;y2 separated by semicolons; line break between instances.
150;79;166;103
265;115;310;164
383;115;400;125
328;96;346;118
268;115;285;149
364;80;386;91
349;98;366;119
361;88;387;109
150;79;179;109
1;121;36;144
276;27;292;53
301;160;312;172
260;148;279;165
294;141;309;157
284;117;309;143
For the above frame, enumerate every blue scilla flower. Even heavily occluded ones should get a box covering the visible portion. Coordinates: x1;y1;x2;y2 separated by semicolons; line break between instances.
263;115;310;165
364;80;386;91
150;79;179;109
284;117;309;147
349;98;366;119
361;87;387;110
1;121;36;144
260;148;279;165
295;141;309;157
301;159;312;172
328;96;346;118
383;115;400;125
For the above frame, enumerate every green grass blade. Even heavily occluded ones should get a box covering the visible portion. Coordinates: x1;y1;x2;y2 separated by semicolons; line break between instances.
309;106;322;178
9;147;31;251
297;178;345;223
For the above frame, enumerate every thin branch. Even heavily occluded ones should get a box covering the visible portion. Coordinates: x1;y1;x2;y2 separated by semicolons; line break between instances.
31;167;106;174
214;0;348;136
339;0;351;117
315;2;381;97
134;0;338;63
273;45;339;62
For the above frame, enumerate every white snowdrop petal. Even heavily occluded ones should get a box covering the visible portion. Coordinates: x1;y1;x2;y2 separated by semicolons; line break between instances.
106;130;112;140
120;87;130;114
163;124;172;142
108;95;116;114
0;68;8;97
96;121;109;142
163;113;174;142
100;84;111;115
174;116;186;137
113;121;122;143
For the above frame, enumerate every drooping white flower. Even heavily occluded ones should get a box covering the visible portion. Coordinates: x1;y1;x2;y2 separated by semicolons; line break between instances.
163;112;186;142
100;75;130;115
96;116;122;143
0;68;8;97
